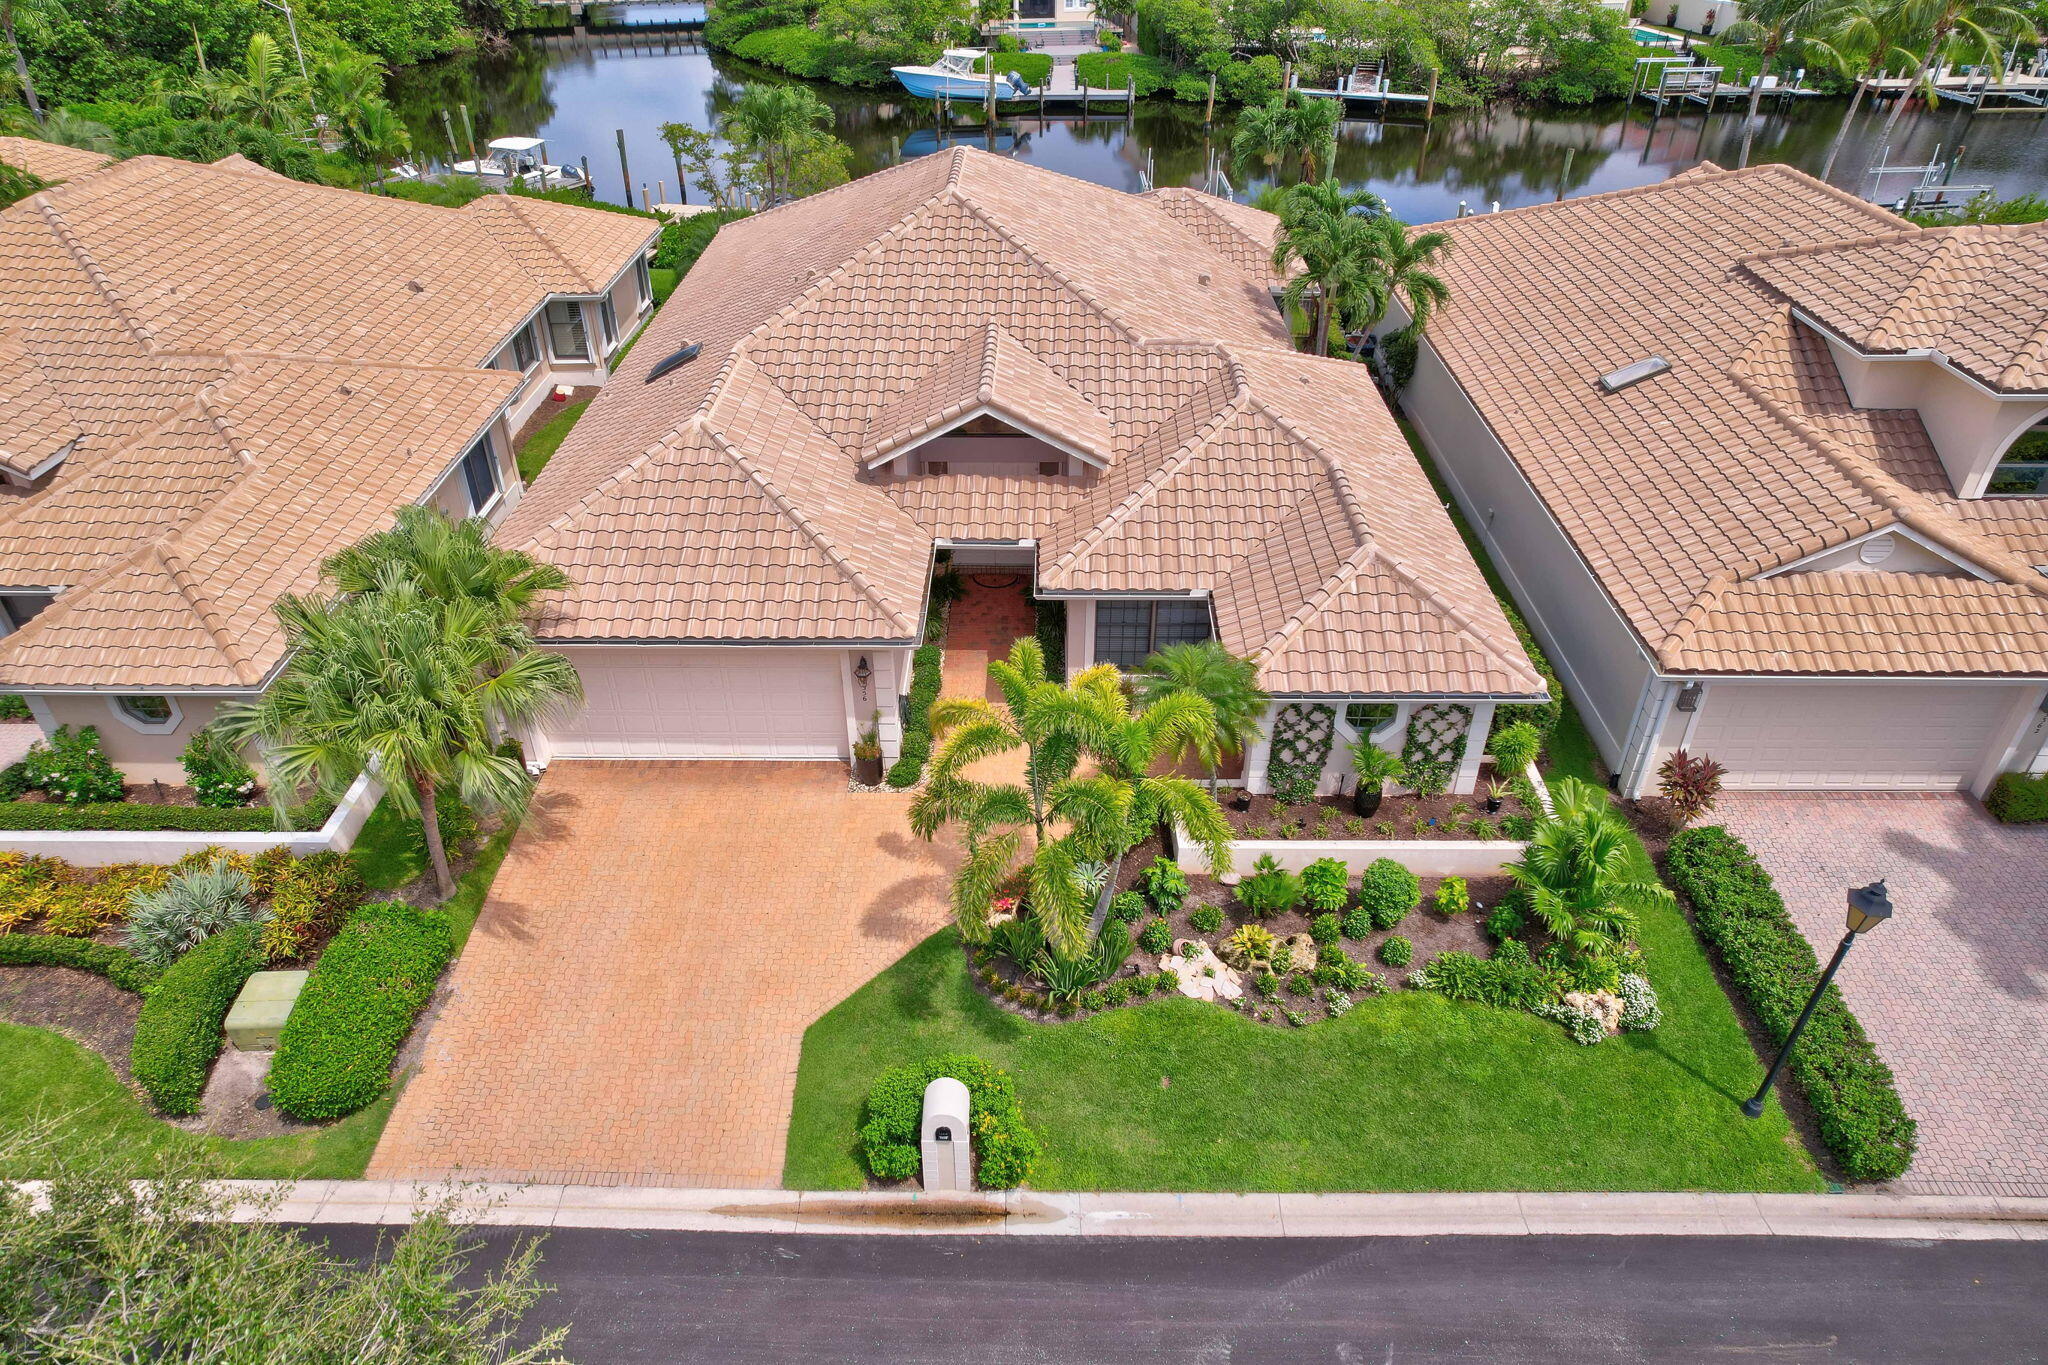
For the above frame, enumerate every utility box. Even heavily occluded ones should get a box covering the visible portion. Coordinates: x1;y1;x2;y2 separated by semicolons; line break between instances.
224;970;308;1051
919;1076;973;1193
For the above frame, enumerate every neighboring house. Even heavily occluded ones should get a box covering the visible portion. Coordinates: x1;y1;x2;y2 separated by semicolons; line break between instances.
1653;0;1741;36
0;140;658;781
984;0;1099;45
0;137;114;185
503;147;1545;793
1396;163;2048;797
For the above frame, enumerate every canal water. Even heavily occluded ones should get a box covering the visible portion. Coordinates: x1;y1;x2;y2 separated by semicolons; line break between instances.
387;12;2048;220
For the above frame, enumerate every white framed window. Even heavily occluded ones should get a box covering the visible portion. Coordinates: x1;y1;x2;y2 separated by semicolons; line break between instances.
512;321;539;371
111;694;182;733
598;296;619;351
544;300;589;361
461;436;500;516
634;257;653;312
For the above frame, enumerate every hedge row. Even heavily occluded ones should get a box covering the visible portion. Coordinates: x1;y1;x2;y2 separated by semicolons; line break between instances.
1986;770;2048;823
1074;50;1171;96
885;640;944;789
129;924;262;1116
0;933;160;992
267;901;453;1120
858;1052;1040;1189
974;51;1054;89
0;798;334;832
1665;827;1916;1182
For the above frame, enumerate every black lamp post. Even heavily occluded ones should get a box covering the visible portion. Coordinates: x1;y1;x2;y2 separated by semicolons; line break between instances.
1741;879;1892;1118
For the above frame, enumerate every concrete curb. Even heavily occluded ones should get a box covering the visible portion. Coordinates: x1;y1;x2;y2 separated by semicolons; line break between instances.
177;1182;2048;1240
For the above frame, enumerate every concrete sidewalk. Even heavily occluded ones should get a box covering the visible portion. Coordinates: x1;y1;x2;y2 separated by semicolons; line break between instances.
195;1182;2048;1240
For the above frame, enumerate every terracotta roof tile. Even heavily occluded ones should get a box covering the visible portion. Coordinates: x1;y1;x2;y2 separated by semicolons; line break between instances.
0;136;111;184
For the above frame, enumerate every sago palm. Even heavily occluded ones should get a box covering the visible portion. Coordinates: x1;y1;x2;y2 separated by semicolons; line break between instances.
1133;640;1270;796
1505;776;1672;963
219;577;581;897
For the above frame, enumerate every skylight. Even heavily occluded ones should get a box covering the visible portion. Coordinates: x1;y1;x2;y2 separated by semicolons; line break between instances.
1598;357;1671;393
644;342;701;384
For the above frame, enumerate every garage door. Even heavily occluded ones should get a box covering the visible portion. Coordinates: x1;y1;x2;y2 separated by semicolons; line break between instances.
546;648;847;759
1687;681;2025;790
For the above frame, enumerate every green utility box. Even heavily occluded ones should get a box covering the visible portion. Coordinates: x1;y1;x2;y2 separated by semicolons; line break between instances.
224;970;309;1051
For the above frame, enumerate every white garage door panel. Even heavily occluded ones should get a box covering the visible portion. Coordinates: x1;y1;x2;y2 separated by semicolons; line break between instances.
550;648;846;759
1689;681;2023;790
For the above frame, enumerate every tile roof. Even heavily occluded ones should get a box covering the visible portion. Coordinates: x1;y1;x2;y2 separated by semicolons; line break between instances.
0;136;112;184
505;148;1542;698
0;153;653;689
1421;163;2048;679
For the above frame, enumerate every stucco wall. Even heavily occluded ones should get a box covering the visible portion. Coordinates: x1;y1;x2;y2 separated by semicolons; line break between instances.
1822;338;2048;498
24;693;235;785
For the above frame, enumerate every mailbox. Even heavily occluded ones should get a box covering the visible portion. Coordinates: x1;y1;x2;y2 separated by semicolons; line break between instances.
919;1076;973;1192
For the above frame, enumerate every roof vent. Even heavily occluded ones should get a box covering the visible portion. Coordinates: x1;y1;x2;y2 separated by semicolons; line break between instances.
406;280;425;294
644;342;702;383
1859;534;1896;566
1598;357;1670;393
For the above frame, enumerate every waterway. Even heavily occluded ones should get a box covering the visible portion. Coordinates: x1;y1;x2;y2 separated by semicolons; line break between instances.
387;11;2048;220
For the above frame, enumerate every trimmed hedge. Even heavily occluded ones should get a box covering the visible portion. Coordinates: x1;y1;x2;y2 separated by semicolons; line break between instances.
267;901;453;1120
129;924;262;1115
0;933;161;992
974;51;1054;89
1074;50;1171;96
0;798;334;832
1986;770;2048;823
1666;826;1916;1182
886;640;944;788
858;1052;1041;1188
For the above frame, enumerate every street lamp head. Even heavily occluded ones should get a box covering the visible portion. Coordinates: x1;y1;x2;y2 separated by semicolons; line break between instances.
1845;879;1892;934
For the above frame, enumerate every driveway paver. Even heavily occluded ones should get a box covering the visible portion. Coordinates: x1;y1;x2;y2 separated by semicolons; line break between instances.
1714;793;2048;1196
368;761;955;1188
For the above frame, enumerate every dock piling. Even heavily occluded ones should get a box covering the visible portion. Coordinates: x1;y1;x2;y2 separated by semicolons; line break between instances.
1205;72;1216;124
616;128;631;206
1425;67;1438;120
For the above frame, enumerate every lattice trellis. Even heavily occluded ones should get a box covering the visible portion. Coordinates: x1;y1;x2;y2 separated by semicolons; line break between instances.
1401;703;1472;797
1265;702;1336;801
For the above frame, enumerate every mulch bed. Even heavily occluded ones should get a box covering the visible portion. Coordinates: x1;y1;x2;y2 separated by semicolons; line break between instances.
1223;762;1533;842
0;965;141;1083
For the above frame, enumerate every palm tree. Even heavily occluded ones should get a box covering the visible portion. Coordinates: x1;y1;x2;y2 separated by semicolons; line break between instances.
1505;777;1673;964
323;504;569;627
311;50;384;133
0;0;62;124
1271;179;1388;356
1231;92;1341;183
1723;0;1835;169
219;578;581;898
32;108;111;151
190;33;309;133
1874;0;2031;144
722;83;832;205
1807;0;1922;180
340;97;411;191
1360;214;1452;340
917;637;1085;843
1133;641;1270;797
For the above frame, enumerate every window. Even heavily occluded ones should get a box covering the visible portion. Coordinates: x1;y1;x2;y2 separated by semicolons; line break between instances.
545;301;588;361
1092;599;1211;667
0;592;52;633
511;322;539;371
1345;702;1398;739
461;437;499;514
598;297;619;350
634;257;652;310
112;694;181;732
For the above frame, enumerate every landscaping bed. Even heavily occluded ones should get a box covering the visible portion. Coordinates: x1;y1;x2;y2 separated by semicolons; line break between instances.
1223;765;1535;842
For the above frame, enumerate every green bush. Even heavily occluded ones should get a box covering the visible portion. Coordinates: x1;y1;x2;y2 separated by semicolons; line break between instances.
857;1052;1041;1188
180;730;257;808
1300;856;1350;913
0;695;28;720
1074;50;1170;96
975;51;1054;88
1138;917;1171;955
1109;890;1146;924
1379;936;1413;967
1433;874;1469;918
1489;721;1542;775
1484;898;1528;942
1354;857;1419;930
1237;854;1304;918
129;925;261;1116
1189;904;1223;934
267;902;454;1120
731;23;834;77
22;725;124;805
1142;855;1189;914
0;799;332;831
1667;826;1917;1182
1029;589;1066;679
1309;913;1341;945
124;861;260;968
1414;947;1551;1011
0;933;160;992
886;641;945;788
1986;771;2048;823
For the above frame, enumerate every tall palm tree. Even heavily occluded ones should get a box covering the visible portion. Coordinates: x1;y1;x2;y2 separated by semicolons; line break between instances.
1874;0;2031;144
1724;0;1835;169
1505;777;1673;964
1133;641;1270;797
1231;92;1342;183
340;97;411;190
1272;181;1387;356
0;0;60;124
219;577;581;898
323;504;568;627
1807;0;1922;180
722;83;832;205
918;637;1085;843
1360;214;1452;340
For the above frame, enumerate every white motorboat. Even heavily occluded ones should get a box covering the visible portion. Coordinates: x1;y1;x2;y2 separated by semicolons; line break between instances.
892;49;1031;100
453;136;587;190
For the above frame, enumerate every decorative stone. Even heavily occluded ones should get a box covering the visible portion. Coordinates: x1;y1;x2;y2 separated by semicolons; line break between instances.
224;970;308;1051
1160;942;1242;1001
1564;989;1624;1034
1276;933;1317;974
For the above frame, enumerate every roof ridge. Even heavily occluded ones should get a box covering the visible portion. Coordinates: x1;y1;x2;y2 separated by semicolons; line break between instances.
702;425;917;635
947;191;1148;348
523;419;709;547
34;197;156;351
1866;233;1972;353
978;319;1000;403
1257;538;1379;664
1239;386;1373;544
469;194;600;293
151;540;265;683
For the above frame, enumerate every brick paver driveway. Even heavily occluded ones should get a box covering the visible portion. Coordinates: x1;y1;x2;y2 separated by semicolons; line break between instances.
1714;794;2048;1196
368;762;954;1188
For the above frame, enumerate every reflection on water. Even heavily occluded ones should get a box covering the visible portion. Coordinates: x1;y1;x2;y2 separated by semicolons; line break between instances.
387;31;2048;219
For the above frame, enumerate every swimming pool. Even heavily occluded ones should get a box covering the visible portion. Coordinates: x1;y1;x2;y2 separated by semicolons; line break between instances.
1634;25;1682;43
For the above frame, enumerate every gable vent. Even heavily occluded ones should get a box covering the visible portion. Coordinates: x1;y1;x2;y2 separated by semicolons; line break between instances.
1598;357;1670;393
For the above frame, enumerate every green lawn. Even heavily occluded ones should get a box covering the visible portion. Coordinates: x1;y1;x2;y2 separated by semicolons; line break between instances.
516;399;589;483
1;1022;393;1179
349;795;516;950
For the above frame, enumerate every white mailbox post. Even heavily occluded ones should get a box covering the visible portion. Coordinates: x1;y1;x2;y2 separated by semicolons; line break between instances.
919;1076;973;1192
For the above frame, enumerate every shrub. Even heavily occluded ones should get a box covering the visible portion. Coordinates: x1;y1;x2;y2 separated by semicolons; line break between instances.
1534;999;1607;1045
1285;970;1314;997
21;725;124;805
130;924;261;1115
1109;890;1146;924
260;851;365;961
1188;904;1223;934
1618;973;1662;1032
1380;328;1420;390
886;641;945;787
1141;855;1188;914
268;902;454;1120
1986;771;2048;823
1308;913;1340;945
124;861;260;967
1220;922;1277;967
1300;857;1350;913
0;694;27;720
1489;721;1541;775
1074;50;1170;96
1138;917;1171;955
1237;854;1303;918
1378;936;1413;967
1433;874;1469;918
1657;748;1727;827
975;50;1054;87
1484;899;1528;942
181;731;257;808
731;23;834;76
1667;826;1916;1181
1354;858;1419;930
0;800;331;831
1339;905;1373;939
1218;53;1283;103
857;1053;1041;1189
1033;949;1108;1001
0;933;160;992
1414;948;1552;1011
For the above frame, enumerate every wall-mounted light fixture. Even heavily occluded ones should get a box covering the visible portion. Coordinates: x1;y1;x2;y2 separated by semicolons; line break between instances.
854;655;872;698
1674;682;1703;713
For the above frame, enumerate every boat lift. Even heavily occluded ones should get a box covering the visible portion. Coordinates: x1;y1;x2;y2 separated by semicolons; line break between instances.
1864;142;1994;215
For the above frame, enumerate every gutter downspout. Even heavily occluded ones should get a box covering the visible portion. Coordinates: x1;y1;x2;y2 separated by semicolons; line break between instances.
1617;677;1683;798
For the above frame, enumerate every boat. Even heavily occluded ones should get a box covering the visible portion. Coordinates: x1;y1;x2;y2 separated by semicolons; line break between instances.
892;49;1032;100
452;136;588;191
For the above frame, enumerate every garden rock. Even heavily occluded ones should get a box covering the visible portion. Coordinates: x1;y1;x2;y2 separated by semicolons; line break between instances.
1161;941;1242;1002
1564;989;1623;1034
1276;933;1317;974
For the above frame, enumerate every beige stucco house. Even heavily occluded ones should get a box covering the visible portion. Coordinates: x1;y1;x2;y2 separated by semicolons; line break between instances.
1395;163;2048;797
0;139;657;781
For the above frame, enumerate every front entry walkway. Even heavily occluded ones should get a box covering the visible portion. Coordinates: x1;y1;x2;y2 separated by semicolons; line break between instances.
1713;793;2048;1196
368;762;954;1188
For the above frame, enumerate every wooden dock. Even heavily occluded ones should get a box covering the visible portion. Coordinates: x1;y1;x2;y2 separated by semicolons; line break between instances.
1633;63;1822;110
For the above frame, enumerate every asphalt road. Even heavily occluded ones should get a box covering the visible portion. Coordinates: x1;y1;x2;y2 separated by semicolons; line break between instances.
308;1226;2048;1363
